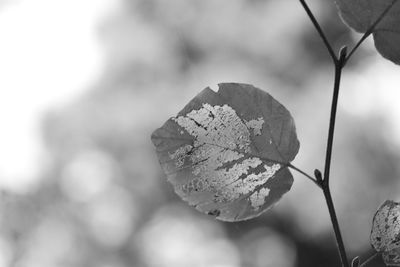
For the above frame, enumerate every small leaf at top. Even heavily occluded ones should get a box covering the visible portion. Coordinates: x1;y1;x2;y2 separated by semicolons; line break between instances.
151;83;299;221
370;200;400;266
335;0;400;65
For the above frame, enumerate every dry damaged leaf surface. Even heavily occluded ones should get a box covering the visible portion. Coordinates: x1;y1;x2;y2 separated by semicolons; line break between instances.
151;83;299;221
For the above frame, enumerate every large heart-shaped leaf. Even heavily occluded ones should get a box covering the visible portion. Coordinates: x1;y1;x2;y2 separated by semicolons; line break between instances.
370;200;400;266
335;0;400;65
151;83;299;221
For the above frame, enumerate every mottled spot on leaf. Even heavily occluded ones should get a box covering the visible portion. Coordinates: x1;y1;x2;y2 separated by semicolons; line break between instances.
169;145;193;167
245;117;264;136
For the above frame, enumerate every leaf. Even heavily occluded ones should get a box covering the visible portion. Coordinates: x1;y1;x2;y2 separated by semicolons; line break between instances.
370;200;400;266
335;0;400;65
151;83;299;221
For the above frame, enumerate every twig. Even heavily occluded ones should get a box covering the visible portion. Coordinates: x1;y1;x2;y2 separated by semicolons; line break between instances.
299;0;338;63
288;164;321;188
323;47;347;185
322;181;349;267
299;0;350;264
320;47;349;267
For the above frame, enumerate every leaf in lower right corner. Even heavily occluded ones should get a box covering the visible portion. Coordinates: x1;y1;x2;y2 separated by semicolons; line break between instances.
335;0;400;65
370;200;400;266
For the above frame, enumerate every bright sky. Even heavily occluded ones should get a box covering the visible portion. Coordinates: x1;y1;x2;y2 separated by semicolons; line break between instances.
0;0;117;193
340;50;400;143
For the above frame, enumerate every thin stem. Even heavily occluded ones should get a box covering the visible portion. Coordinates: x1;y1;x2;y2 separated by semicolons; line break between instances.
298;1;350;264
288;164;321;188
323;50;346;185
344;0;398;65
299;0;338;63
344;33;370;66
359;253;379;267
322;183;349;267
255;156;320;187
321;48;349;267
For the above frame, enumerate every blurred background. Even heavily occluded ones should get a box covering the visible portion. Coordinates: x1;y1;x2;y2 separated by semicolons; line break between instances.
1;0;400;266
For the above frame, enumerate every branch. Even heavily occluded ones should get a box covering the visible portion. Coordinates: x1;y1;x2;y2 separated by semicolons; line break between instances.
323;47;347;185
299;0;338;63
321;47;350;267
322;182;349;267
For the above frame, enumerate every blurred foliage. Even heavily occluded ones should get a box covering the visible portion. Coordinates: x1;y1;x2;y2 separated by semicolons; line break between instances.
1;0;399;267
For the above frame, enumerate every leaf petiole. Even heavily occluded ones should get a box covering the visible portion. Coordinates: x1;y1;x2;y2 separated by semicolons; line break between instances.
298;0;338;63
288;164;322;188
359;253;379;267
